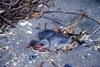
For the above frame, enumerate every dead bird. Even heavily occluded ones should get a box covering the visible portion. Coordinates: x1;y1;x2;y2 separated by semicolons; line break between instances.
28;29;73;52
38;29;72;43
28;28;98;52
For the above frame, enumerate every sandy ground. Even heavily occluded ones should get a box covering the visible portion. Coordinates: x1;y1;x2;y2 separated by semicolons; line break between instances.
0;0;100;67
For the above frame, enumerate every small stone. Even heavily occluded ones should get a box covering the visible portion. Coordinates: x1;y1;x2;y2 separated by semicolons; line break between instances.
13;62;17;66
16;42;20;45
94;45;100;52
81;56;86;59
8;32;13;35
26;31;32;34
19;21;28;26
64;64;72;67
87;53;91;56
0;10;4;14
38;4;43;8
27;23;32;26
4;65;7;67
97;45;100;49
29;54;38;60
4;46;9;50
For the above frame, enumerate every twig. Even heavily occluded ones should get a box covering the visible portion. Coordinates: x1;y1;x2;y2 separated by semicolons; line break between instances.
65;12;85;29
8;0;12;9
10;3;29;11
50;60;58;67
84;14;100;25
43;10;100;25
13;0;20;7
71;12;84;27
43;16;65;26
44;23;47;29
89;27;100;37
0;15;12;26
0;33;8;37
0;10;5;14
43;11;79;15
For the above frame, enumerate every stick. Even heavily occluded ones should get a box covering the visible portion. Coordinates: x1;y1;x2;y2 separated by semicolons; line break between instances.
50;60;58;67
66;12;85;29
43;11;79;15
43;16;65;26
43;10;100;25
44;23;47;29
89;27;100;37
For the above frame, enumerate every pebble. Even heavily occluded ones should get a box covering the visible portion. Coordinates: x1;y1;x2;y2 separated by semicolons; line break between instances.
27;23;32;26
29;54;38;60
26;31;32;34
0;10;4;14
19;21;29;26
64;64;72;67
18;20;32;27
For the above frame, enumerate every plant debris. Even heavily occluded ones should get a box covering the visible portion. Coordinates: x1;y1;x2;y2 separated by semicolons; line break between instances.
0;0;52;33
28;11;100;53
27;18;100;66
